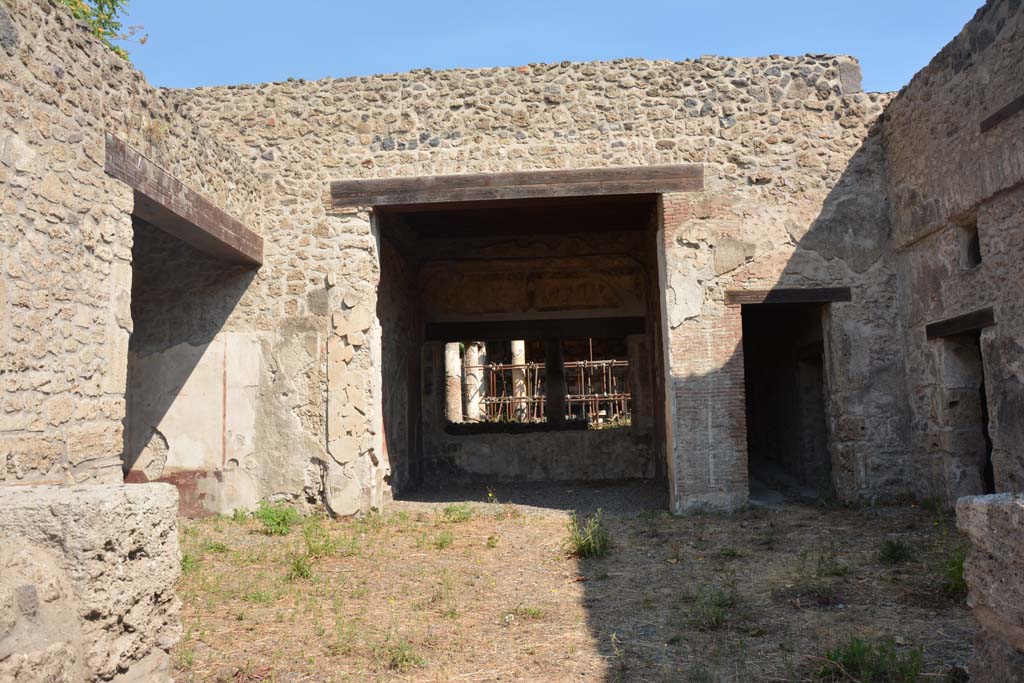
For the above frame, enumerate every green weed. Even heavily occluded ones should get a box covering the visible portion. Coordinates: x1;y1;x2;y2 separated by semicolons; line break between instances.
443;503;473;523
181;552;200;574
879;538;915;565
566;509;611;558
303;518;336;558
434;531;453;549
254;501;302;536
287;554;313;581
377;637;425;672
942;546;967;598
689;581;739;631
816;637;923;682
815;543;850;577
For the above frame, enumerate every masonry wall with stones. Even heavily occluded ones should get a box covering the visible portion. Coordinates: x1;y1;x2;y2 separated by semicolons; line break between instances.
0;0;264;488
956;493;1024;681
883;0;1024;502
10;0;999;516
0;483;181;682
176;52;908;512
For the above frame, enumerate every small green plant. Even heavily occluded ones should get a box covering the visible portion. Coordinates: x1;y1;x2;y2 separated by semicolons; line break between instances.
756;524;779;550
815;543;850;577
566;509;611;558
253;501;302;536
231;508;249;523
176;647;195;669
942;546;967;598
202;540;229;554
180;552;200;574
443;503;473;523
286;554;313;581
513;605;544;619
243;590;274;604
816;637;923;682
328;621;357;657
303;518;336;558
637;510;658;524
377;637;425;672
486;535;499;548
57;0;133;59
689;581;739;631
433;530;453;550
719;547;741;559
879;538;915;565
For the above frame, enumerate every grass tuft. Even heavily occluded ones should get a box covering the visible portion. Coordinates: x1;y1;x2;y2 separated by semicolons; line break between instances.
253;500;302;536
879;538;915;565
302;518;336;558
442;503;473;523
286;554;313;581
433;530;453;550
377;637;425;672
816;637;923;682
566;509;611;558
941;546;967;598
180;552;200;574
689;581;739;631
815;543;850;577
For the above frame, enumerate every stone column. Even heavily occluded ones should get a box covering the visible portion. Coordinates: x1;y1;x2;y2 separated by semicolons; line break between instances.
463;342;485;422
444;342;463;423
545;339;566;426
511;340;527;422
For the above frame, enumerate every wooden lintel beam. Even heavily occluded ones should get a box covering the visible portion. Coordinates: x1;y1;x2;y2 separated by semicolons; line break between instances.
980;93;1024;133
424;316;646;342
104;134;263;265
330;164;703;209
724;287;852;306
925;307;996;340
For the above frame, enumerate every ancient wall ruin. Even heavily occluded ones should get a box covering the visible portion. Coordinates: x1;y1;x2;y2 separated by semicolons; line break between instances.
0;483;181;682
0;0;263;489
884;0;1024;501
957;493;1024;680
175;52;905;512
4;0;1020;518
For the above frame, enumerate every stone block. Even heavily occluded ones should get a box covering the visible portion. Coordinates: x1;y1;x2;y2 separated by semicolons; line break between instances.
956;493;1024;682
0;483;181;682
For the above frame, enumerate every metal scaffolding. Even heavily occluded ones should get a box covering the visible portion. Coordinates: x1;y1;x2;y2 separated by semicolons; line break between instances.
466;357;631;426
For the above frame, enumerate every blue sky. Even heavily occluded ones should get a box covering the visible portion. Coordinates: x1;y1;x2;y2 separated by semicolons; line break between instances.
118;1;981;93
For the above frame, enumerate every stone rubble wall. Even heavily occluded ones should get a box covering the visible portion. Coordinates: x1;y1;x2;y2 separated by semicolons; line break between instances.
0;483;181;682
0;0;265;488
175;53;909;511
883;0;1024;501
956;493;1024;681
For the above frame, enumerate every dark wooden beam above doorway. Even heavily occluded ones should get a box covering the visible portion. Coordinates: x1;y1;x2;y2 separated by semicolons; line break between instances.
329;164;703;209
724;287;852;306
104;134;263;265
925;307;996;340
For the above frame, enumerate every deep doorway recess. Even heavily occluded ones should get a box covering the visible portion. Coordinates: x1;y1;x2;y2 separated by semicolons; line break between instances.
375;195;669;499
940;331;995;496
742;303;831;500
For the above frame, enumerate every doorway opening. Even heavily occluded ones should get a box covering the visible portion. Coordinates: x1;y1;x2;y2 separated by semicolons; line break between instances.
742;303;830;500
375;194;668;504
940;331;995;496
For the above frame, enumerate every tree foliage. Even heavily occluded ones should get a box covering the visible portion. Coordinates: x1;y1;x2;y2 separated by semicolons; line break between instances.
58;0;133;60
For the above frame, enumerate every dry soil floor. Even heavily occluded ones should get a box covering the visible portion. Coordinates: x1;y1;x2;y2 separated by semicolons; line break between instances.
173;484;974;682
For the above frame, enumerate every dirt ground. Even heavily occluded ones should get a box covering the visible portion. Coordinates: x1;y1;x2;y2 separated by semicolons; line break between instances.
172;483;975;682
